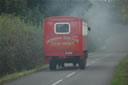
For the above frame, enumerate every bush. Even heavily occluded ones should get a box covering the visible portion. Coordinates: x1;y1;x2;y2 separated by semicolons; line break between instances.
111;56;128;85
0;15;43;77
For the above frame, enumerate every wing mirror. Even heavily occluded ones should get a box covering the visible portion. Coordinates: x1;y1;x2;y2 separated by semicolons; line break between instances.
88;27;91;31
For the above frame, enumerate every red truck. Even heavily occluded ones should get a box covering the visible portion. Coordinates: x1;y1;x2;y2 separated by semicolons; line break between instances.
43;16;90;70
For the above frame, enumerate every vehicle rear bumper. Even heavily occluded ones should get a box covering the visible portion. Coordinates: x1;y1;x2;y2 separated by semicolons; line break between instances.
44;51;83;56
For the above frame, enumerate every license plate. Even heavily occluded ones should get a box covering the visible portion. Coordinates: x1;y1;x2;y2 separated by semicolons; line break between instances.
65;52;72;54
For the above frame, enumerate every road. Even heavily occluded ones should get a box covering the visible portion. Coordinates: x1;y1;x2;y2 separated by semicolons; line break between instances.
5;0;128;85
5;53;127;85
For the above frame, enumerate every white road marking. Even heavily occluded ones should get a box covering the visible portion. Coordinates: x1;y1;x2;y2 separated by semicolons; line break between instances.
87;57;105;66
87;59;99;66
66;72;76;78
52;79;63;85
52;56;108;85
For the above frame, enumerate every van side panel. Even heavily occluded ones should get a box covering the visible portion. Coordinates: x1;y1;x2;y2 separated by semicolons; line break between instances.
82;22;88;51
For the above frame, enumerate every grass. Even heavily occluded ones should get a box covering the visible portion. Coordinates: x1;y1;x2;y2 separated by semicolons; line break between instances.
0;65;48;85
88;52;96;56
111;56;128;85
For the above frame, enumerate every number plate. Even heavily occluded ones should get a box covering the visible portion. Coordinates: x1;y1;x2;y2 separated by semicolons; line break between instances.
65;52;72;54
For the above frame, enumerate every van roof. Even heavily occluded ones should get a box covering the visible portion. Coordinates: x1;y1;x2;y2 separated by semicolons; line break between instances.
43;16;82;22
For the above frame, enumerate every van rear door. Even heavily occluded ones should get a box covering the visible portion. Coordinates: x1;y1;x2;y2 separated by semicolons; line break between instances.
44;20;82;55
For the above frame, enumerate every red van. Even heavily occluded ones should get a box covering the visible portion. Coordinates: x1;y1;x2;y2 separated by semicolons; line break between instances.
43;16;90;70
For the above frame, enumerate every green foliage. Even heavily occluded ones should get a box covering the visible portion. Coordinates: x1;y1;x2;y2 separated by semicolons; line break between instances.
0;0;45;25
0;65;48;85
0;15;43;76
115;0;128;22
0;0;27;15
121;4;128;21
111;56;128;85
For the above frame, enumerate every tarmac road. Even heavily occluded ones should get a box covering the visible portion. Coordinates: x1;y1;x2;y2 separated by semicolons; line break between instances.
5;0;128;85
5;53;127;85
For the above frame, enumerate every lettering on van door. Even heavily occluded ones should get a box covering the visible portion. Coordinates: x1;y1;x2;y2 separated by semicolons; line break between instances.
46;36;79;46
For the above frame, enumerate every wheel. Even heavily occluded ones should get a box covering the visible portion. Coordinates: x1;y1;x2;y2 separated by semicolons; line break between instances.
58;60;64;68
79;60;85;69
73;62;77;67
61;63;64;68
49;58;57;70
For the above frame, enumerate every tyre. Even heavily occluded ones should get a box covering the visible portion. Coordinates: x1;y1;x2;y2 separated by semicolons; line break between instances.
61;63;64;68
49;58;57;70
73;62;77;67
79;60;85;69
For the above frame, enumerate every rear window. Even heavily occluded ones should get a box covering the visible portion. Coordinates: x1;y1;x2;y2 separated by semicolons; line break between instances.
54;23;70;34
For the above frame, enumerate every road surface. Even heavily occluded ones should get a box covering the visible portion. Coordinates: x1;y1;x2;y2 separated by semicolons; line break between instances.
5;53;127;85
5;0;128;85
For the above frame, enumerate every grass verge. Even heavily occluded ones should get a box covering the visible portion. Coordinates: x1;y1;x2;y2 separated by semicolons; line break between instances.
88;52;96;56
111;56;128;85
0;65;48;85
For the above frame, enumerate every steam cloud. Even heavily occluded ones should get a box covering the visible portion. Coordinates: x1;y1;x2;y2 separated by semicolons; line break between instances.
43;0;128;53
